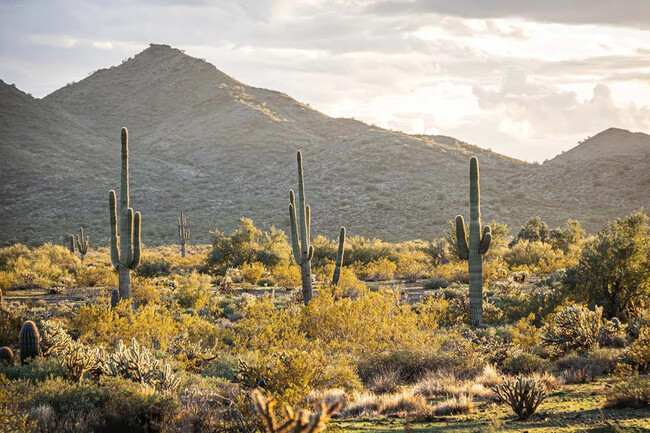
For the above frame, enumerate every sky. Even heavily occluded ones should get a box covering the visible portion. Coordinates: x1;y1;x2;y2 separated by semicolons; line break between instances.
1;0;649;162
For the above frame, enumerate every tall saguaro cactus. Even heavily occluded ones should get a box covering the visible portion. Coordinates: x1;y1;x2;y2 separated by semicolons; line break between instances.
109;128;142;300
332;226;346;286
75;227;89;262
178;211;190;258
455;156;492;327
289;150;314;304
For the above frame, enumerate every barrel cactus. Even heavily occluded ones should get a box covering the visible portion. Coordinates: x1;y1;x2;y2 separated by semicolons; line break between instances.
455;156;491;327
109;128;142;300
0;346;14;364
19;320;41;364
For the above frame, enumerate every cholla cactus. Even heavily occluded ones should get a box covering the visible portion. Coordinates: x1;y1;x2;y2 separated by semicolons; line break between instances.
252;389;342;433
19;321;41;365
41;320;101;382
492;376;547;420
100;338;180;392
541;305;602;354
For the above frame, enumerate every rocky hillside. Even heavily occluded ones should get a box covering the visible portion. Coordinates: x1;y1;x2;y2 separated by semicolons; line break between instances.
0;44;648;246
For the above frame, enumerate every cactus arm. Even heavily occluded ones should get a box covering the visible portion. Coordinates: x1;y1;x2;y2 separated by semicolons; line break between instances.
296;151;310;260
479;225;492;254
130;211;141;269
109;190;120;268
289;191;302;265
69;235;76;253
307;245;314;261
455;215;469;260
124;208;134;266
332;226;346;285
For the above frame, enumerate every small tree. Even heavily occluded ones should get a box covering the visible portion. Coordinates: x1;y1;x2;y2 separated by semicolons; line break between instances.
510;216;549;247
563;211;650;319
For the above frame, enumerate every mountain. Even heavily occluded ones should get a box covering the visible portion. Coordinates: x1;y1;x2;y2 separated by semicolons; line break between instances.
1;44;648;246
549;128;650;164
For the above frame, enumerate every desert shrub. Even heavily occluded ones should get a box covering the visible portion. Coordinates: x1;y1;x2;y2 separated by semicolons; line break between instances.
563;211;650;319
71;298;180;350
175;271;212;309
507;313;541;350
492;375;547;420
541;305;602;355
0;244;79;290
131;277;162;306
238;348;360;405
396;253;429;282
502;353;549;375
554;348;620;379
241;262;265;285
76;263;118;287
598;317;628;348
346;236;397;265
256;277;275;287
0;303;28;347
415;295;448;331
627;325;650;371
136;253;171;278
101;376;180;433
603;374;650;409
360;257;397;281
270;263;301;289
424;277;449;290
208;219;291;273
441;291;503;326
504;240;566;275
1;357;66;382
428;261;468;284
331;267;366;298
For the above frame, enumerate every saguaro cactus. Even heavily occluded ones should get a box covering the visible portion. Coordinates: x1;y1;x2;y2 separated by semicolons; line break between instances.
19;320;41;365
109;128;142;300
75;227;89;262
178;211;190;258
332;227;346;286
289;150;314;304
69;235;75;254
455;156;491;327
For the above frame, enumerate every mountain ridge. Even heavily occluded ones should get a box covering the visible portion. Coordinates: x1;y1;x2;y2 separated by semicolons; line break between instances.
1;44;648;246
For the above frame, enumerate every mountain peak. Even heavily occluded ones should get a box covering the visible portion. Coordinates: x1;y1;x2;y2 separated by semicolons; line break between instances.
549;127;650;164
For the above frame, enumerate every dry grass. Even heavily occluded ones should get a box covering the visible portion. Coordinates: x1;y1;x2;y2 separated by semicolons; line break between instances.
430;394;475;416
412;370;495;401
378;391;428;416
474;364;502;388
369;368;401;394
529;371;564;391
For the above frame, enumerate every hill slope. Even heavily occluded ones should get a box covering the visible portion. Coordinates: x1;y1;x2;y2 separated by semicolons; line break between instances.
1;44;648;246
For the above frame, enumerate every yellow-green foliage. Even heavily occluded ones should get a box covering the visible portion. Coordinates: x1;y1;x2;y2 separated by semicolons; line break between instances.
509;313;541;350
131;276;162;305
270;263;301;288
0;244;79;289
628;326;650;370
175;271;212;309
71;298;180;350
396;251;429;282
504;240;567;275
428;261;468;284
242;262;266;284
358;257;397;281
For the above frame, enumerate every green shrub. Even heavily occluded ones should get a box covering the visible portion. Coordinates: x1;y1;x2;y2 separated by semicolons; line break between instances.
502;353;549;375
628;326;650;371
424;278;450;290
136;253;171;278
603;375;650;409
175;271;212;309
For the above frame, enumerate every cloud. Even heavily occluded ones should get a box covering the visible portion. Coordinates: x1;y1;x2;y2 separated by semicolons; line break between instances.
367;0;650;29
472;66;650;139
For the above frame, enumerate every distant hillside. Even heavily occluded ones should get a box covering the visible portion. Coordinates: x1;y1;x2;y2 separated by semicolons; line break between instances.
549;128;650;164
0;44;648;246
